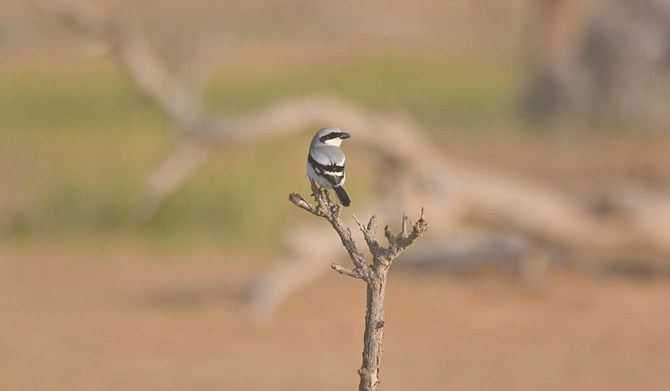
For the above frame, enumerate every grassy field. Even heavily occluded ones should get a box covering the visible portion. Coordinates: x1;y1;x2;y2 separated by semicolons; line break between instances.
0;54;519;247
2;54;667;246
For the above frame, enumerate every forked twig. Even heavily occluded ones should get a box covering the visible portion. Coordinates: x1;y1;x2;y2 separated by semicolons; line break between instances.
289;182;428;391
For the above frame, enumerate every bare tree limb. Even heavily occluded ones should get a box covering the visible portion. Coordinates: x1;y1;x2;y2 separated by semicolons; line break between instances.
289;180;370;276
289;184;428;391
41;0;670;321
331;263;362;279
42;2;670;255
40;1;206;131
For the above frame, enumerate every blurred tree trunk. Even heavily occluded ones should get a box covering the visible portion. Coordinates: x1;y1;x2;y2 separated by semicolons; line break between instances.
522;0;670;129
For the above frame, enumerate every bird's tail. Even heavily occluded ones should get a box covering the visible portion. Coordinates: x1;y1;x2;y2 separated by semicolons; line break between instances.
334;186;351;207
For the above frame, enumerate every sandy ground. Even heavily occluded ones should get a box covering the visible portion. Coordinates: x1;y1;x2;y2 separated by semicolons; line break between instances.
1;243;669;391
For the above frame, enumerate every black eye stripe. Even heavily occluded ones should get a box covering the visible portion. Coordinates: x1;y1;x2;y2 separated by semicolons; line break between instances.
319;132;343;142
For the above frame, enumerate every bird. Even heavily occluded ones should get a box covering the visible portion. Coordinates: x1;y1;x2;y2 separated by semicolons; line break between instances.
306;126;351;207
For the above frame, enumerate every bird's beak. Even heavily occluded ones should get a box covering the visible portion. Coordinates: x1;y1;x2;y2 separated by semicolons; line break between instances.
340;132;351;139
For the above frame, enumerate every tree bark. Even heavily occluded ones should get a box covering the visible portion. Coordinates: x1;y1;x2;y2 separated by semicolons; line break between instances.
359;272;386;391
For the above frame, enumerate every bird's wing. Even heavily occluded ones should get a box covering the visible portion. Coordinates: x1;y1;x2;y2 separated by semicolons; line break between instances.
309;146;346;186
309;146;345;172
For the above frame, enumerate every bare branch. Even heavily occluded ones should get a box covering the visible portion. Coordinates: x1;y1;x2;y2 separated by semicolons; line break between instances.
290;185;369;278
331;263;361;279
352;215;381;257
352;214;364;230
367;215;378;233
400;212;409;237
394;208;429;251
40;1;206;132
288;193;318;215
383;225;395;247
289;189;428;391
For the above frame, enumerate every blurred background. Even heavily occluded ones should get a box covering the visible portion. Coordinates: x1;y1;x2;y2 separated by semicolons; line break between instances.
1;0;670;390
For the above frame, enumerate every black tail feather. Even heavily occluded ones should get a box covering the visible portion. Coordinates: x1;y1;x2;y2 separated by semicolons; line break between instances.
333;186;351;207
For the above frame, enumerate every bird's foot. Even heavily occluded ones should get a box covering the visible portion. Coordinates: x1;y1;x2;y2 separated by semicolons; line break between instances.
323;188;334;205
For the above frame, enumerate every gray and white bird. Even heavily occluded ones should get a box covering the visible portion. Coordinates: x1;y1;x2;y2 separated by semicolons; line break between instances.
306;126;351;207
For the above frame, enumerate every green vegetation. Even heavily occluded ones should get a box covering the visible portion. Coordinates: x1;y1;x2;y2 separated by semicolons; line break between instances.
207;55;518;131
0;55;519;249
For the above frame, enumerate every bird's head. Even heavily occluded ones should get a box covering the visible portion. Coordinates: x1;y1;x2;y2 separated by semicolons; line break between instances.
312;126;350;147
